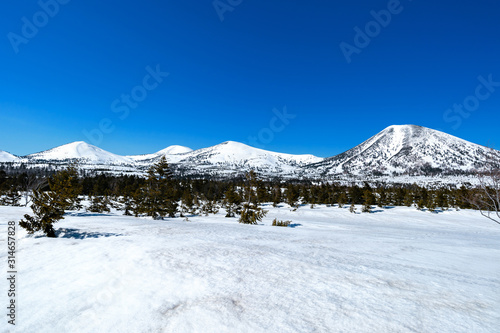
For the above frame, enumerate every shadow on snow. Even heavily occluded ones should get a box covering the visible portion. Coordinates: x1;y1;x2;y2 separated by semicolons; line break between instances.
55;228;123;239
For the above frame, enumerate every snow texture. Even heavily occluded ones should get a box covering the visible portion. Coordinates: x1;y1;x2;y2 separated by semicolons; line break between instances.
1;204;499;332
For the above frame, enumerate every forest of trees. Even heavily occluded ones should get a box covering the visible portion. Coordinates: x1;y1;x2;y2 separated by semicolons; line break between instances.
0;159;497;236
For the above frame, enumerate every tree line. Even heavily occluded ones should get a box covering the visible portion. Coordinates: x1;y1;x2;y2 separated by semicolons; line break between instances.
0;158;498;237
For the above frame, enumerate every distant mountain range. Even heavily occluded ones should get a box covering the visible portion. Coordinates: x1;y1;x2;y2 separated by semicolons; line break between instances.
1;125;499;182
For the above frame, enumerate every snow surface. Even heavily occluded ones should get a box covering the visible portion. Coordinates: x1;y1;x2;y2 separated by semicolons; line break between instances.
0;150;17;162
1;205;499;332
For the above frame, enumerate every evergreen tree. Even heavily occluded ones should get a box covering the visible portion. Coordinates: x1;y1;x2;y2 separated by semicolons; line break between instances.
272;185;282;207
19;164;82;237
394;187;406;206
426;192;437;213
362;190;373;213
136;157;177;219
338;192;347;208
435;189;449;210
200;199;219;216
349;185;363;204
19;189;65;237
239;171;267;224
87;185;111;213
180;187;194;217
349;202;356;214
403;190;414;207
285;184;300;209
223;185;241;217
48;163;82;210
376;187;388;208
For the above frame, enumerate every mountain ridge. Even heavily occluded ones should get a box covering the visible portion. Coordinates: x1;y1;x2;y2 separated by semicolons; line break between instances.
1;125;499;181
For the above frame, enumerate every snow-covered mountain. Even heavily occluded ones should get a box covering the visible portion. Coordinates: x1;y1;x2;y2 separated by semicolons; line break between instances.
24;141;134;165
6;140;324;178
128;145;193;162
169;141;323;177
2;125;498;182
305;125;500;177
0;150;18;162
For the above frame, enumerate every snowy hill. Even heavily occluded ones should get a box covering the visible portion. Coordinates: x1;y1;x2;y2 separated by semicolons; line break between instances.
128;145;193;162
169;141;324;177
157;145;193;155
305;125;500;177
24;141;134;165
0;150;18;162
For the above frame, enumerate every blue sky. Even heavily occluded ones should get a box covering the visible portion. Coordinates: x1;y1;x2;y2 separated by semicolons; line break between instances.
1;0;499;157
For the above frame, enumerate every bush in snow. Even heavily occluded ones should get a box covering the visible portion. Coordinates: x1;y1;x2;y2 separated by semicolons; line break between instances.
272;218;291;227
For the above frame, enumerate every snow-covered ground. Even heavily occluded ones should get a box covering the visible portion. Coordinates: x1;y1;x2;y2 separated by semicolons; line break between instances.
1;205;499;332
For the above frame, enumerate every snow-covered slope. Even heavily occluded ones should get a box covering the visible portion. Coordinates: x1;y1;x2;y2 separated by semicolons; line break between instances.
0;150;18;162
24;141;134;165
128;145;193;162
1;205;498;332
306;125;500;177
170;141;324;176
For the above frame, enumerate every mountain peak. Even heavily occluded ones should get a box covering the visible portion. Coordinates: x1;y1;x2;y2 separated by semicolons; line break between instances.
26;141;133;164
156;145;193;155
312;124;500;176
0;150;18;162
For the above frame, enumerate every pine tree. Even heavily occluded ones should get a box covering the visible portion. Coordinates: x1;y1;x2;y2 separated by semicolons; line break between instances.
239;204;267;224
349;202;356;214
136;157;177;219
349;185;363;205
338;192;347;208
180;188;194;217
362;190;373;213
239;171;267;224
403;190;414;207
272;185;282;207
223;185;241;217
393;187;405;206
87;184;111;213
19;189;65;237
285;184;299;209
416;198;426;210
200;199;219;215
376;187;388;208
426;192;437;213
435;189;449;211
48;163;82;210
19;165;82;237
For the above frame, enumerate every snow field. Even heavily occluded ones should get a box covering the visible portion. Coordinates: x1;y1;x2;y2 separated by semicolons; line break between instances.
0;205;499;332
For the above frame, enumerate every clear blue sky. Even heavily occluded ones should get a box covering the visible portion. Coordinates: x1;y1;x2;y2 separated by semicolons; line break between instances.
1;0;499;157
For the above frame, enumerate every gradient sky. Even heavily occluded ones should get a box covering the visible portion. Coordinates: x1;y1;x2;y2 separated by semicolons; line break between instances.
1;0;499;157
